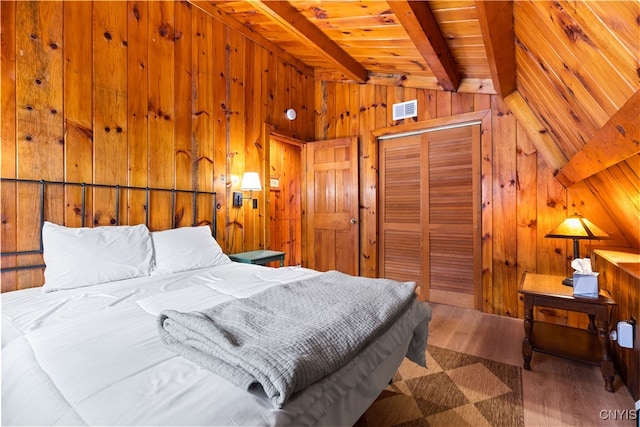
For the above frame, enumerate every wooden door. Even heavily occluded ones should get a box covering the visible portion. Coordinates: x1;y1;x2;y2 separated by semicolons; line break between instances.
378;135;427;295
379;125;481;308
304;137;359;275
427;126;481;308
269;134;303;266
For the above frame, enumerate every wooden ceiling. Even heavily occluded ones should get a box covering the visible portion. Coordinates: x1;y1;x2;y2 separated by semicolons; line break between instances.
192;0;504;93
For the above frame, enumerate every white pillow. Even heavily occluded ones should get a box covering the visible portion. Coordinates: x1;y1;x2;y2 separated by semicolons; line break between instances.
42;222;154;293
151;225;231;274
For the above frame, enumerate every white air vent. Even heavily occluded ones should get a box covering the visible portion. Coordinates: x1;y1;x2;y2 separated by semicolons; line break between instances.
392;99;418;120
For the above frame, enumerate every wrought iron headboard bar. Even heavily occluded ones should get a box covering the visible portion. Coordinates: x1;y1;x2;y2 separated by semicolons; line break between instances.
1;178;217;272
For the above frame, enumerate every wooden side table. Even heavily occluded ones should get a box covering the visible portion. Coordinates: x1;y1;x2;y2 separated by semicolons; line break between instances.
229;250;285;267
519;273;617;392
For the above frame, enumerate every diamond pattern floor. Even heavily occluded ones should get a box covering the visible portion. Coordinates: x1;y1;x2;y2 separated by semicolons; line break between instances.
355;345;524;427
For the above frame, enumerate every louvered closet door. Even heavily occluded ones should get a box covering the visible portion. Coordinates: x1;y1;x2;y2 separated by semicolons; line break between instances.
379;125;480;308
379;135;428;298
427;126;480;308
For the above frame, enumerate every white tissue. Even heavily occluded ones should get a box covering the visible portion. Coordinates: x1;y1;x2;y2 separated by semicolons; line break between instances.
571;258;599;297
571;258;595;275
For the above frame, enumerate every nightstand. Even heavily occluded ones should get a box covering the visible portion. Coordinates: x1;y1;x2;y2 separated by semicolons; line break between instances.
229;250;285;267
519;272;617;392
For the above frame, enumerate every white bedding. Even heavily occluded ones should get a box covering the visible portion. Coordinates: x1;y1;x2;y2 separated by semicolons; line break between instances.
1;263;431;426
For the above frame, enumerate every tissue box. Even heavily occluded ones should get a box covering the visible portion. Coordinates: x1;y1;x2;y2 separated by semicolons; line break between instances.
573;272;599;298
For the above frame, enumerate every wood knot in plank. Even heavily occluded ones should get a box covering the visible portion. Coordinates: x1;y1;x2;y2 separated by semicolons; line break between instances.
312;7;328;19
132;4;141;21
561;23;594;46
158;23;174;40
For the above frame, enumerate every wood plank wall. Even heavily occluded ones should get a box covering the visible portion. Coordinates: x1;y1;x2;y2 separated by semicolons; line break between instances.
592;248;640;402
314;81;633;319
0;0;314;291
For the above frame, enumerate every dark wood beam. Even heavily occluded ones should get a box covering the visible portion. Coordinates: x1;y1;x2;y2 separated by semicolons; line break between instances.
248;0;368;83
556;90;640;187
475;0;516;98
388;1;461;92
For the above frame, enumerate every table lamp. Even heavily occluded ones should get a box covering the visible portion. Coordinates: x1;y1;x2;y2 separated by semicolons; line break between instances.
545;213;610;286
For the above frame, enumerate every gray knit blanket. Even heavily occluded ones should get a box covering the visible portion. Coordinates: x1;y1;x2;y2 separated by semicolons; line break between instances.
157;270;422;408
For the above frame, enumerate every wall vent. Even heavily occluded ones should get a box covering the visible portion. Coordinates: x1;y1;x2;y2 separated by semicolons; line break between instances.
392;99;418;120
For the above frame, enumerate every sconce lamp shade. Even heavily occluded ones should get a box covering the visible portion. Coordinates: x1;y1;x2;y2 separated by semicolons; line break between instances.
240;172;262;191
545;214;610;240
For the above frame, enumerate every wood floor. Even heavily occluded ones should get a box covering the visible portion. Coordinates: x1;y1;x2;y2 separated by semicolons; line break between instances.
428;303;637;426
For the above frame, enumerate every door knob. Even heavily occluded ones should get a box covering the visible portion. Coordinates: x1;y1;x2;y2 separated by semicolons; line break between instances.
350;218;357;224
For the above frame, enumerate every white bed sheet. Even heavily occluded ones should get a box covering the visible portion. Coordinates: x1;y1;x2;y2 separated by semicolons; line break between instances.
1;263;319;347
1;263;431;426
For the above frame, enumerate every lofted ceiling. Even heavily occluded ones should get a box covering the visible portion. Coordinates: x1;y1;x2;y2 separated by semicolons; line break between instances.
192;0;505;93
191;0;639;188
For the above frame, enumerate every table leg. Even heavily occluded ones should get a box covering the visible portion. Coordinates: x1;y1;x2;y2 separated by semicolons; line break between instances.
522;295;533;370
596;317;615;392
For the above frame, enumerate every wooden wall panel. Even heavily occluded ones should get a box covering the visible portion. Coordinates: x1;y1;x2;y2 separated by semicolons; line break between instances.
14;1;64;289
173;0;194;228
592;248;640;402
491;96;518;317
64;1;93;228
211;14;228;250
1;0;17;291
93;2;128;226
127;1;149;226
585;160;640;249
1;0;314;291
227;28;246;254
479;96;494;313
515;124;537;319
358;84;377;278
147;1;175;231
243;40;260;252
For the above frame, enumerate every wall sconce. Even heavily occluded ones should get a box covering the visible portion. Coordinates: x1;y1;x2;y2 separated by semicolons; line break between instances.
233;172;262;209
545;213;610;286
285;108;297;120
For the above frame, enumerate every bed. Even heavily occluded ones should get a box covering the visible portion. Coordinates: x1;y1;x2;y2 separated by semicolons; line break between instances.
1;180;432;426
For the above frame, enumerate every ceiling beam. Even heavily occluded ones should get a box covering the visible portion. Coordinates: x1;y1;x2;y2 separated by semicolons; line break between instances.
189;1;314;77
361;73;496;94
387;1;461;92
247;0;368;83
504;91;568;173
475;0;516;98
555;90;640;187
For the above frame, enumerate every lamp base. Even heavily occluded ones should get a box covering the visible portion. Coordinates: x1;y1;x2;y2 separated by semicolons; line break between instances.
562;277;574;287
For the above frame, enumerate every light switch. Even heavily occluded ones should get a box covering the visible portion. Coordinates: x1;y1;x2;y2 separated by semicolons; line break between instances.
233;192;243;207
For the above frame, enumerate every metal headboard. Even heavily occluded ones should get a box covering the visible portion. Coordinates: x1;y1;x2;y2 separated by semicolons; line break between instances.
1;178;217;272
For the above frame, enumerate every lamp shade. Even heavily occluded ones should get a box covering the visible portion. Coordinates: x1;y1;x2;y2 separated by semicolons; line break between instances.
240;172;262;191
545;214;610;240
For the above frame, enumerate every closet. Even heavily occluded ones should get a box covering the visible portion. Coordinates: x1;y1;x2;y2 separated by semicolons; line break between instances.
379;124;481;308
